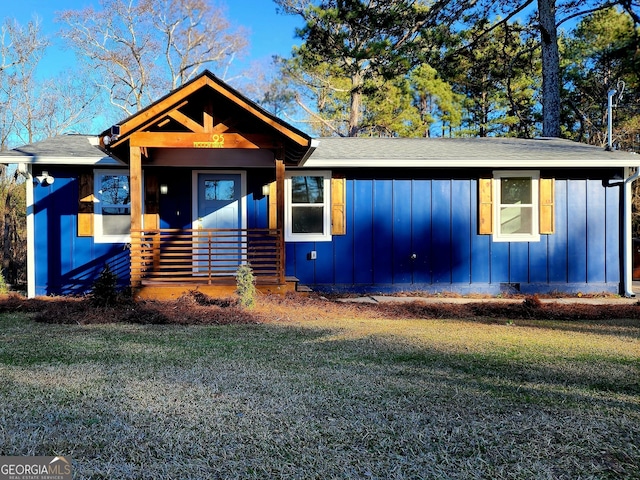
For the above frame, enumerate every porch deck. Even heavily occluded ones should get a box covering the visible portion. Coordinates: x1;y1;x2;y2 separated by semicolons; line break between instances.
130;228;296;300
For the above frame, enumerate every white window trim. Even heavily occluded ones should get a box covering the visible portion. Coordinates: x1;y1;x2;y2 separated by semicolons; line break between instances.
285;170;332;242
493;170;540;243
94;169;131;244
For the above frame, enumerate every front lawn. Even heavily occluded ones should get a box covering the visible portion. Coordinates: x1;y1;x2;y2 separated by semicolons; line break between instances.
0;296;638;479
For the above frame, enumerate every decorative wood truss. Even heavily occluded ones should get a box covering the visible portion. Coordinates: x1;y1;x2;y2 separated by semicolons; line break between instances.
101;71;311;162
97;71;314;288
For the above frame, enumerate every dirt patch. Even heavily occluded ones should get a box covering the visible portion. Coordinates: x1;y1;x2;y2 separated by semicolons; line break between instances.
1;291;640;325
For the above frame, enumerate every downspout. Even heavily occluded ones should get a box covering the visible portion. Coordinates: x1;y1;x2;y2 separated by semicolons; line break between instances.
298;139;320;167
607;89;616;151
623;166;640;297
21;164;36;298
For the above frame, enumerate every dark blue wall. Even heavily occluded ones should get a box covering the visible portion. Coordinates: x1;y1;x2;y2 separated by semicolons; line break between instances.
285;169;623;295
32;167;273;296
32;167;130;296
32;167;623;296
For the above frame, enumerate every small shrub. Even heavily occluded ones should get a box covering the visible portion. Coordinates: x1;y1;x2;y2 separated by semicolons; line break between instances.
0;270;8;294
90;264;119;307
236;263;256;309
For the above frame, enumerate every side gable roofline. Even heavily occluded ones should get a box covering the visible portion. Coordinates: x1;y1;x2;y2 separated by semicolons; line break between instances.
101;70;312;150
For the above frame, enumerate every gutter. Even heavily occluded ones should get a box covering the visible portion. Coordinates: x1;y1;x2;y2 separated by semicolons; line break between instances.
623;166;640;297
298;139;320;167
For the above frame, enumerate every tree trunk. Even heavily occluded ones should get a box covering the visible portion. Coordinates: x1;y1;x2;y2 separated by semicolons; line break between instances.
349;72;363;137
538;0;561;137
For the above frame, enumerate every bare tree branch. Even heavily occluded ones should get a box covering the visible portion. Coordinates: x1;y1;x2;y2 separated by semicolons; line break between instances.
57;0;248;115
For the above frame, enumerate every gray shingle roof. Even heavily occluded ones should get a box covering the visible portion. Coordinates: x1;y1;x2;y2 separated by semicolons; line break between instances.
0;134;121;165
302;137;640;168
2;134;638;169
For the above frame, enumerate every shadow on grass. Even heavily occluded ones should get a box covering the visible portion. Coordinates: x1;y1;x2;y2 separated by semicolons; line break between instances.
0;303;638;478
369;300;640;340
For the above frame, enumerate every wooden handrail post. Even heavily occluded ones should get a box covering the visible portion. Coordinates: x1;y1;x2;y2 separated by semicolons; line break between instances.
276;156;285;285
208;231;213;284
130;146;143;287
152;232;161;271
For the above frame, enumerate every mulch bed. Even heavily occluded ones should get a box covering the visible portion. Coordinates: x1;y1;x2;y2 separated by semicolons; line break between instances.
0;291;639;325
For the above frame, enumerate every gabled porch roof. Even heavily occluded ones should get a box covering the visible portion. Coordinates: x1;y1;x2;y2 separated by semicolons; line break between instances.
100;70;316;166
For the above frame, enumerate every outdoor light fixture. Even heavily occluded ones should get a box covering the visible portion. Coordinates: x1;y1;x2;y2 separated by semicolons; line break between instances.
102;124;121;147
36;171;55;185
160;184;168;195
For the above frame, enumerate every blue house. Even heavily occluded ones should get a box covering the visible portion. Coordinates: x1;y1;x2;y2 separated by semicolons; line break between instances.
3;71;640;299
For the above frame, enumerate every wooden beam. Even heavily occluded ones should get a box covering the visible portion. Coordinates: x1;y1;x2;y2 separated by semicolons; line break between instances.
110;100;190;149
168;109;205;133
113;75;310;147
130;131;282;149
275;157;285;285
199;77;310;147
130;146;143;287
212;117;238;133
204;101;214;132
211;122;231;133
118;79;206;137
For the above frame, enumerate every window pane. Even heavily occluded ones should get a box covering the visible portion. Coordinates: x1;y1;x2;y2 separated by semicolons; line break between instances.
501;177;531;205
291;176;324;204
101;175;130;205
102;211;131;235
500;206;532;234
292;206;324;234
205;180;235;200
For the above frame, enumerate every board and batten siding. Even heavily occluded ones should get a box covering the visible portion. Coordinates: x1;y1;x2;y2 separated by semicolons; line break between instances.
285;171;622;295
31;166;275;296
32;167;131;296
30;165;623;296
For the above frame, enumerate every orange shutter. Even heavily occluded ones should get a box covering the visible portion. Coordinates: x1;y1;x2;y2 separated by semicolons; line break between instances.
268;181;277;230
331;176;346;235
478;178;493;235
539;178;555;234
78;171;94;236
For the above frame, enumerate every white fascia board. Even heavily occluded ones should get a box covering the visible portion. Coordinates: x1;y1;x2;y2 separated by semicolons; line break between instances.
301;157;639;169
5;156;124;166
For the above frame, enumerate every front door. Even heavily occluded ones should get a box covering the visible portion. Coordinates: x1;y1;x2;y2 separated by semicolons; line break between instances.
193;172;245;274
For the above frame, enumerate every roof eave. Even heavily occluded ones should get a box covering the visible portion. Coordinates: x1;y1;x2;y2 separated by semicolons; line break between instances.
0;156;124;166
300;158;640;169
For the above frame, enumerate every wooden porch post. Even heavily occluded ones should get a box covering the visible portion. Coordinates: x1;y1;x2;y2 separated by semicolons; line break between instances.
275;156;285;285
130;146;143;287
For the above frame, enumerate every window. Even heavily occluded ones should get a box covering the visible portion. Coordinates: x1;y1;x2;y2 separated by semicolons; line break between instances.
205;179;235;201
94;170;131;243
493;170;540;242
285;171;331;241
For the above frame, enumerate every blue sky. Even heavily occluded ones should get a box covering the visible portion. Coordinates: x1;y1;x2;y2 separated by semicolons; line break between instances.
3;0;304;78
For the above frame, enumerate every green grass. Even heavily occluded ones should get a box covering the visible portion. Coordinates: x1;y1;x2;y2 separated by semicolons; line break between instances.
0;311;638;479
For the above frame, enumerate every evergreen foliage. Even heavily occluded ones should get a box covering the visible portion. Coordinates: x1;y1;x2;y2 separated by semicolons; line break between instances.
90;264;119;307
236;263;257;310
0;270;9;294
